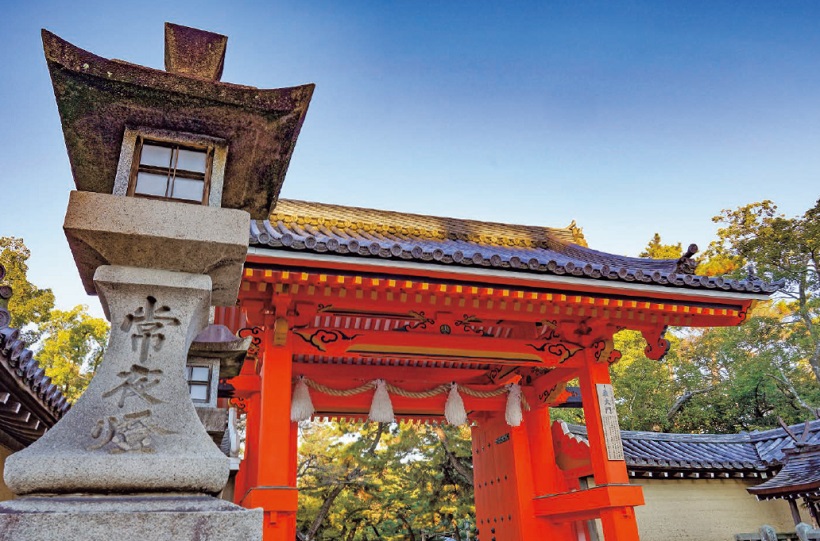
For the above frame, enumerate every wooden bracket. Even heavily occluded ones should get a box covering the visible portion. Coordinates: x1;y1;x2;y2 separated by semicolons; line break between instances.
641;326;670;361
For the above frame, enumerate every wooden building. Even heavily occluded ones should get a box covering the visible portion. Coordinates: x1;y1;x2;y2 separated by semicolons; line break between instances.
221;200;779;540
558;420;820;539
0;264;69;500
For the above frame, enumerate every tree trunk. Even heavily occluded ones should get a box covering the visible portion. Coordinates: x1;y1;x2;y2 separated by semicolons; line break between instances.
304;483;346;540
397;512;417;541
433;427;473;486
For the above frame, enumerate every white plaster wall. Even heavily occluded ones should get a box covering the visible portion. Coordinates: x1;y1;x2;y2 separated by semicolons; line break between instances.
633;478;796;541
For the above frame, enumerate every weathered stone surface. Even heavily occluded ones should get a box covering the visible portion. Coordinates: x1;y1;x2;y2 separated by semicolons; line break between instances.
4;266;228;495
43;29;314;219
63;191;249;307
196;407;229;441
165;22;228;81
0;495;262;540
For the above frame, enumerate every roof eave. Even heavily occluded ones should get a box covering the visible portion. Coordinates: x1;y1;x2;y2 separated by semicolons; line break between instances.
246;246;770;306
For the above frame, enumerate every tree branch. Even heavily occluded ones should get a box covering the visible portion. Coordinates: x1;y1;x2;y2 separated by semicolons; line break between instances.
768;368;820;419
667;386;715;422
433;427;474;487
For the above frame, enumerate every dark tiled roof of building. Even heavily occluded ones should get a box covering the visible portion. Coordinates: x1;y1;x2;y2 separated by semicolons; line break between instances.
561;419;820;475
0;266;70;448
250;200;781;295
747;445;820;500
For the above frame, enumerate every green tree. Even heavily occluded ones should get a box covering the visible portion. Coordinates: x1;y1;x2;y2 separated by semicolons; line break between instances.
610;208;820;433
1;236;108;401
707;199;820;384
297;421;474;541
0;237;55;339
36;305;109;402
610;330;680;431
639;233;682;260
669;302;819;432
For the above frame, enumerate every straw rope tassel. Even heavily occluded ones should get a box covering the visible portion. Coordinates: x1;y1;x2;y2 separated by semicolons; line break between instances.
505;383;523;427
291;376;315;422
369;379;395;423
445;383;468;426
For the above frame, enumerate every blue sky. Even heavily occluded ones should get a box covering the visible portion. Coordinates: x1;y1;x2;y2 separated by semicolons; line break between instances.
1;1;818;319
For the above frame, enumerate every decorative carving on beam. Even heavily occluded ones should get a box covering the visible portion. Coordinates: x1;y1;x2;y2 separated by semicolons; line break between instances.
525;341;584;364
292;327;362;352
642;326;671;361
485;366;502;384
237;326;263;361
535;319;559;340
526;367;574;409
518;366;551;386
591;338;622;365
455;315;493;337
484;365;524;385
395;311;435;332
526;319;585;364
538;381;569;406
229;397;247;412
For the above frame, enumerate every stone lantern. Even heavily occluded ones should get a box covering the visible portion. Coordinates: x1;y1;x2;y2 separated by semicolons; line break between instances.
0;23;313;540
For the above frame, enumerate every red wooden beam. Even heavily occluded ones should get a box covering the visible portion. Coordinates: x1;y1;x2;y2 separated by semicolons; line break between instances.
532;484;644;521
293;362;493;385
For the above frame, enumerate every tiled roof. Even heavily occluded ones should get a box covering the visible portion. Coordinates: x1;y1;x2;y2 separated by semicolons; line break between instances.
0;327;70;442
747;446;820;500
250;200;781;295
0;266;70;448
560;419;820;475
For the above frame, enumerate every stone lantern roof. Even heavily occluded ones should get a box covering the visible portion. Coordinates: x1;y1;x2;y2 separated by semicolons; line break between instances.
42;24;314;219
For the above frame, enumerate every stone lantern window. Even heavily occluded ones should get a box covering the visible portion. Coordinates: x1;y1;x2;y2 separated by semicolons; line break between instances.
186;363;216;405
113;127;229;207
132;140;209;202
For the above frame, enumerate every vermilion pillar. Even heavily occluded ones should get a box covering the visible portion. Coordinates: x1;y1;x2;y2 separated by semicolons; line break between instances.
524;408;577;538
234;392;261;503
241;308;299;541
472;409;576;540
576;347;643;540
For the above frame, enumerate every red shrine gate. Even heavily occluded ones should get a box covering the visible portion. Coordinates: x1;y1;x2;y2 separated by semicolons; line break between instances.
218;244;766;541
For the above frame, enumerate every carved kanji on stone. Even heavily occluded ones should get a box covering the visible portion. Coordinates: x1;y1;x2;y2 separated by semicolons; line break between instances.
88;410;174;453
102;364;164;408
121;296;180;363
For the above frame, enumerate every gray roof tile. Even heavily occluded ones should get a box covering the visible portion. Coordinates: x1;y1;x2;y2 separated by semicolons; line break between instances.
251;200;782;295
561;420;820;473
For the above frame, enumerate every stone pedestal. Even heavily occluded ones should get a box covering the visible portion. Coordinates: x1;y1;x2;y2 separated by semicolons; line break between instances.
0;265;261;539
0;495;261;541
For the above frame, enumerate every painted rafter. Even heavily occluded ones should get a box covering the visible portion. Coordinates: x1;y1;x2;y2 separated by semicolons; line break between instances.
239;267;753;330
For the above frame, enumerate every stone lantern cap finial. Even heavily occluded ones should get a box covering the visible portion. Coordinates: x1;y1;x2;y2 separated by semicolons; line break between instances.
164;22;227;81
